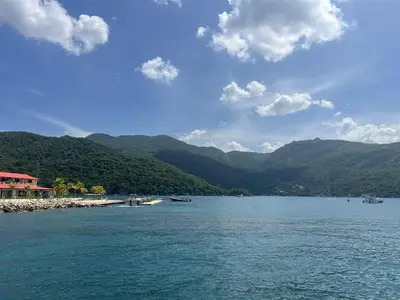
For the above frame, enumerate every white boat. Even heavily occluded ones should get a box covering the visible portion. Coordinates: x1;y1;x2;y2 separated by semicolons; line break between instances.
362;195;383;204
140;199;162;206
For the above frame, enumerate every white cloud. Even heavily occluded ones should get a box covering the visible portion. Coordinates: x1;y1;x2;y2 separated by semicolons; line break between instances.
220;81;266;102
334;111;342;117
179;129;207;142
313;99;335;109
256;93;334;117
323;117;400;144
210;0;349;62
196;26;208;38
226;141;249;152
139;57;179;84
220;81;334;116
220;82;250;102
247;81;266;97
154;0;182;7
262;141;283;153
21;110;91;137
0;0;109;55
178;125;254;152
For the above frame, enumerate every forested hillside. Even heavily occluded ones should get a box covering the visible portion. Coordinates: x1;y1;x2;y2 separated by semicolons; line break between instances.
87;133;269;170
88;134;400;197
0;132;248;195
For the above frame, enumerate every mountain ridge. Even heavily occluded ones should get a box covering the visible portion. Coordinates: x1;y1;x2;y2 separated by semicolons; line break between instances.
88;133;400;197
0;131;249;196
87;133;270;170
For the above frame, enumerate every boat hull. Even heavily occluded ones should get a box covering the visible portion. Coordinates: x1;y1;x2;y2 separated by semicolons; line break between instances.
170;197;191;202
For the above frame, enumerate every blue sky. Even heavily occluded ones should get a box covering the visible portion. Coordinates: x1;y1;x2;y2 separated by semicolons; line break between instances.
1;0;400;153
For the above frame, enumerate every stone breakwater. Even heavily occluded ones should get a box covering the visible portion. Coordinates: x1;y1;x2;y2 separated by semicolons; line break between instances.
0;198;124;213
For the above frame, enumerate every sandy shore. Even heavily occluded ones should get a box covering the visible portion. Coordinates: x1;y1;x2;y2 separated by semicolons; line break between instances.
0;198;125;213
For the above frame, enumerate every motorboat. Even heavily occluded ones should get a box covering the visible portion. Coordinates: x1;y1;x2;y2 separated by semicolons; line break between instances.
362;195;383;204
170;197;191;202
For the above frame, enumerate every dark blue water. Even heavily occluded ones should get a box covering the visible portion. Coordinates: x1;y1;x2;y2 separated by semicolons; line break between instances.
1;196;399;300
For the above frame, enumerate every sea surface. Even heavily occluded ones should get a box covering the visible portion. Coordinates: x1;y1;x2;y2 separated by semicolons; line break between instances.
0;196;399;300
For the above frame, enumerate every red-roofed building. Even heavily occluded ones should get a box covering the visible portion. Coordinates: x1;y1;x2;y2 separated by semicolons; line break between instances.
0;172;53;199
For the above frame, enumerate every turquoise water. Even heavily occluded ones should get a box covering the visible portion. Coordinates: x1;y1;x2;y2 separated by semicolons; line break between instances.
0;196;399;300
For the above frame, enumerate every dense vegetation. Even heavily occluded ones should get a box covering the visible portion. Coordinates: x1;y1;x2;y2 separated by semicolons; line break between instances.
88;134;400;197
87;133;269;170
0;132;248;196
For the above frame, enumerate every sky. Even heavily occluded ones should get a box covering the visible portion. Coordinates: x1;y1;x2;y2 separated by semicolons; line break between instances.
1;0;400;153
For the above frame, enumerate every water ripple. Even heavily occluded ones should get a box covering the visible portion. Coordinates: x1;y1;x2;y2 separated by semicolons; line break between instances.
0;197;399;299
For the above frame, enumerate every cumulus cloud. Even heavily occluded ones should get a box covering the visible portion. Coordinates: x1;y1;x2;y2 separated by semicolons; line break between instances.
179;129;207;142
262;141;283;153
220;81;266;102
153;0;182;7
314;100;335;109
210;0;349;62
324;117;400;144
220;81;334;116
196;26;208;38
0;0;109;55
139;57;179;84
226;141;249;152
256;93;334;117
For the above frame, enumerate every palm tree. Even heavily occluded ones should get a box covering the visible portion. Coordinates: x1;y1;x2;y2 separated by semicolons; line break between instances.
67;182;77;196
24;184;32;199
8;182;17;199
53;178;68;198
90;185;106;199
75;181;86;194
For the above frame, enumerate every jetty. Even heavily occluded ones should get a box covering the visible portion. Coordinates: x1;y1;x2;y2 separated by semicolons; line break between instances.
126;197;163;206
0;198;125;213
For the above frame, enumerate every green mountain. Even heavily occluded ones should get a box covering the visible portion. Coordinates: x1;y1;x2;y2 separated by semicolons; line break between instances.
87;133;269;170
0;132;248;196
261;138;400;197
88;134;400;197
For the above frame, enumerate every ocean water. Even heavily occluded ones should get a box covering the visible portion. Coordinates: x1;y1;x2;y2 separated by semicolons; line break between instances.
0;196;399;300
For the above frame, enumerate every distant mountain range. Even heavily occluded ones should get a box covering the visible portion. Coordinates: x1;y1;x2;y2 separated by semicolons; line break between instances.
87;133;400;197
2;131;400;197
87;133;270;170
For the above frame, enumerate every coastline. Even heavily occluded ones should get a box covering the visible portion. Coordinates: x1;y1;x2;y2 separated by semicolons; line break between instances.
0;198;125;213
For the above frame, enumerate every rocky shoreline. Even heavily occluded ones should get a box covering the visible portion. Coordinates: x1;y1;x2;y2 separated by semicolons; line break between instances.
0;198;123;213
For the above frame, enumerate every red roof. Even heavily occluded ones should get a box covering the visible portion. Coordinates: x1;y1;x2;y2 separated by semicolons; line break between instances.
0;184;52;191
0;172;38;180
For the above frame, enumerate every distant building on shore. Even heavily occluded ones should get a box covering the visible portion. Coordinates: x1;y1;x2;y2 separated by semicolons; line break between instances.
0;172;53;199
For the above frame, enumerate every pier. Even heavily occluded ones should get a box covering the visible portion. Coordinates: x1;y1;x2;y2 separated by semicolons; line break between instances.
127;197;163;206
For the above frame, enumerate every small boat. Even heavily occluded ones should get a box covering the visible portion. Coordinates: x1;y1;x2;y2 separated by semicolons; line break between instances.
362;195;383;204
170;197;191;202
140;199;162;206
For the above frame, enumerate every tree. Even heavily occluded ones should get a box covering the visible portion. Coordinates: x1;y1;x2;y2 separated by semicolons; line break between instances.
24;184;32;199
53;178;68;198
67;182;77;195
8;182;17;199
90;185;106;199
75;181;87;194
